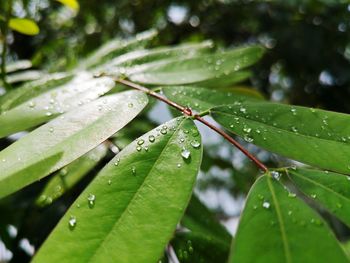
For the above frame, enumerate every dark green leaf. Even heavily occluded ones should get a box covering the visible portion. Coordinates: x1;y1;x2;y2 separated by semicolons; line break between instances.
163;86;262;113
288;167;350;227
0;90;148;198
230;175;348;263
33;117;203;263
211;102;350;174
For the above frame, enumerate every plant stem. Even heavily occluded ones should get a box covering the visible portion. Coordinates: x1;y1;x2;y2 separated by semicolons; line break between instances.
0;0;13;90
116;78;268;172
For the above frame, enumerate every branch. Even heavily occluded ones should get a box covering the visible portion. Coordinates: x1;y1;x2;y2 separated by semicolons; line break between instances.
116;78;268;172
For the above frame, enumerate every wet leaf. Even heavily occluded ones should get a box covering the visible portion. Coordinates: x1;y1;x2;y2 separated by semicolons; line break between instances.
230;175;348;263
0;90;148;198
33;117;202;263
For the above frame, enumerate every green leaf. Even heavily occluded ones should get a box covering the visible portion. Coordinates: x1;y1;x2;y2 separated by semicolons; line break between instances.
182;195;231;244
56;0;80;10
230;175;349;263
129;45;264;85
172;231;230;263
0;90;148;198
0;73;71;113
288;167;350;228
211;102;350;174
79;29;158;69
36;144;108;207
9;18;40;36
196;70;252;88
33;117;203;263
98;41;213;75
0;75;115;138
163;86;262;113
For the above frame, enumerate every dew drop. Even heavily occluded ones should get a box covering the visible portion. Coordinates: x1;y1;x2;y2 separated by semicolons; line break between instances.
128;103;134;108
271;171;281;180
68;216;77;229
311;194;317;199
148;135;155;143
28;101;36;108
136;146;142;152
177;163;182;168
137;139;145;145
132;166;136;175
262;201;270;209
87;194;96;208
288;192;296;198
181;149;191;160
190;140;201;148
49;127;54;133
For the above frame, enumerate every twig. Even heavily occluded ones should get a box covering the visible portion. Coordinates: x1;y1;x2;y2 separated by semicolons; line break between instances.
116;78;268;172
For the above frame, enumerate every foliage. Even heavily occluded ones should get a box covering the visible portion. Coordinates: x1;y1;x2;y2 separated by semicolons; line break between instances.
2;1;350;263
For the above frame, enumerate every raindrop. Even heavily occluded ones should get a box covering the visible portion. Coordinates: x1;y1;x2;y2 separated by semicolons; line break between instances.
114;158;120;166
190;140;201;148
128;103;134;108
177;163;182;168
271;171;281;180
148;135;155;143
87;194;96;208
49;127;54;133
108;179;112;185
311;194;317;199
132;166;136;175
262;201;270;209
160;128;167;135
137;139;145;145
68;216;77;229
181;148;191;160
136;146;142;152
288;192;296;198
28;101;36;108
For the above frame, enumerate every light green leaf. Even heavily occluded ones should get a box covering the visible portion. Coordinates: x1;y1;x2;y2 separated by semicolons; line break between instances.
79;29;158;69
288;167;350;228
211;102;350;174
97;41;213;76
0;73;71;113
36;144;108;207
56;0;80;10
163;86;262;113
0;74;115;138
33;117;202;263
6;70;43;83
0;90;148;198
129;45;264;85
230;175;348;263
9;18;39;36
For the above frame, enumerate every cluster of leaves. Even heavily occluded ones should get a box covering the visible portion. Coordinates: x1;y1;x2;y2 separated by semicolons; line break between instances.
1;29;350;263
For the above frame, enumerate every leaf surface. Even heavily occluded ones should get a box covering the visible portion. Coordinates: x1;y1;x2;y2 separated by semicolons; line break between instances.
0;75;115;138
129;45;264;85
0;90;148;198
288;167;350;227
163;86;262;113
9;18;39;35
230;175;348;263
211;101;350;174
36;144;108;206
33;117;202;263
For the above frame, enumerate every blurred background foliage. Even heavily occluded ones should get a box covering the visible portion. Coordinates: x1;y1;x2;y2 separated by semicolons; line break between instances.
1;0;350;262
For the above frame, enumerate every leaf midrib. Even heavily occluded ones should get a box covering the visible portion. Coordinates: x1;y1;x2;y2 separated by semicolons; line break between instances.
87;118;186;262
267;177;292;263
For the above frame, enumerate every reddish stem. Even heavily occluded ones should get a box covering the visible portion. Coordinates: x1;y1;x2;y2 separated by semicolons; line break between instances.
115;78;268;172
